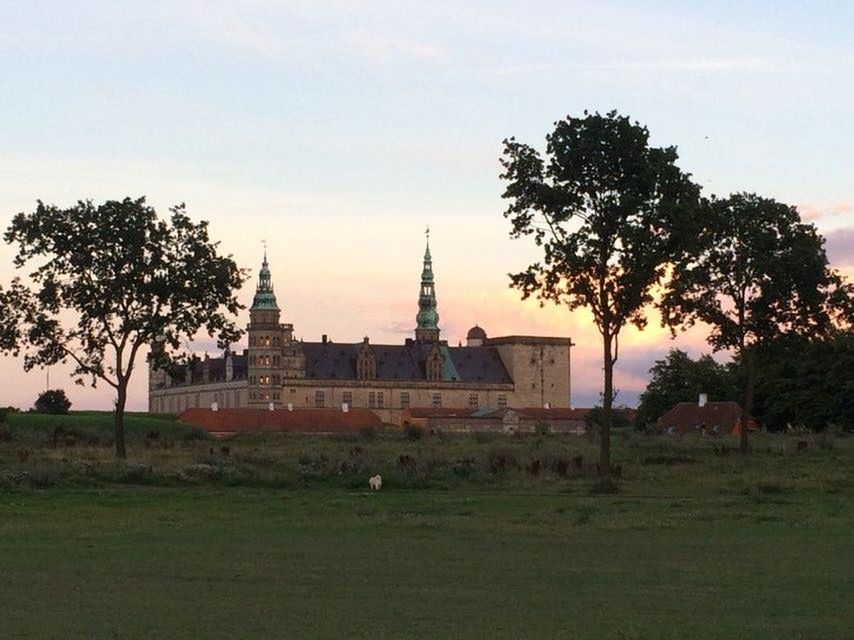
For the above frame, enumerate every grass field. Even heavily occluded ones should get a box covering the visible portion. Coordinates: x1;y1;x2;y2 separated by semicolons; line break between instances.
0;413;852;639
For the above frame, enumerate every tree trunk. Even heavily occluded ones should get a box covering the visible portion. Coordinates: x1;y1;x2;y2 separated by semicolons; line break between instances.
740;347;755;454
115;383;127;460
600;332;613;484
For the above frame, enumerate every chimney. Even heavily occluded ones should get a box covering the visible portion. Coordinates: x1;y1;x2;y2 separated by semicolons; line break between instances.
342;402;349;413
268;401;275;412
287;403;293;412
699;393;708;407
211;401;218;412
322;334;328;344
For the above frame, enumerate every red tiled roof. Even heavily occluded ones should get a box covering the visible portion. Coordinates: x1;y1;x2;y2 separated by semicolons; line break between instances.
656;401;742;434
403;407;477;419
178;407;382;434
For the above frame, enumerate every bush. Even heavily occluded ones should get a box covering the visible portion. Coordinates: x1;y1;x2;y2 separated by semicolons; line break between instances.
34;389;72;415
359;425;377;441
473;431;496;444
0;407;7;424
180;427;211;441
535;421;550;436
404;424;424;441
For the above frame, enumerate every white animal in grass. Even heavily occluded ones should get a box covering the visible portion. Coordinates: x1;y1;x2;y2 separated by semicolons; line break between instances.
368;474;382;491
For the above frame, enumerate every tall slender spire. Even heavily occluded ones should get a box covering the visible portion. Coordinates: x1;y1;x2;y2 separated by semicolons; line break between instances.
251;247;279;311
415;227;440;342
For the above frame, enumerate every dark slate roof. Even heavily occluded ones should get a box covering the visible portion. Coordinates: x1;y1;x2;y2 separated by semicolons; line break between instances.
447;346;511;383
185;353;247;384
302;342;511;384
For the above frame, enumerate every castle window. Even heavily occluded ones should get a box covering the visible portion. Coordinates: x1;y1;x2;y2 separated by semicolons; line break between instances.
315;390;325;407
468;393;479;410
400;392;410;409
343;391;352;405
498;394;507;409
432;393;442;408
377;392;384;409
426;346;443;382
368;392;376;408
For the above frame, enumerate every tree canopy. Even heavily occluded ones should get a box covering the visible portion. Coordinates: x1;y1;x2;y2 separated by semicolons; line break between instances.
34;389;72;415
0;197;247;458
500;110;700;482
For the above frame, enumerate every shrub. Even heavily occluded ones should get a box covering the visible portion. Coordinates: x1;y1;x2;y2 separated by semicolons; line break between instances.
0;407;8;424
359;425;377;441
535;421;550;436
404;424;424;441
34;389;72;415
181;427;211;441
473;431;496;444
452;457;477;477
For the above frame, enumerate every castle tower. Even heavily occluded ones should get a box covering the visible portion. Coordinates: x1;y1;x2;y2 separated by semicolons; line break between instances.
247;250;285;406
415;229;440;343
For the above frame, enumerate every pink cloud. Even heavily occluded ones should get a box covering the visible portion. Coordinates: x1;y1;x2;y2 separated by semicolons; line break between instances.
798;202;854;221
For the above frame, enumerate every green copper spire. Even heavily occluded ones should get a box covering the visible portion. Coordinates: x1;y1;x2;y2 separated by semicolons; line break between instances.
251;249;280;310
415;227;440;342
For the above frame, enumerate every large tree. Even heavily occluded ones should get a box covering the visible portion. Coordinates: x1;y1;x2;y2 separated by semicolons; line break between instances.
0;197;246;458
751;330;854;432
635;348;736;430
500;110;700;483
660;193;852;451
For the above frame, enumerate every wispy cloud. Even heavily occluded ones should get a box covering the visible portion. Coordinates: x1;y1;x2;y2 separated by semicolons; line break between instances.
343;30;449;66
799;202;854;221
486;56;795;77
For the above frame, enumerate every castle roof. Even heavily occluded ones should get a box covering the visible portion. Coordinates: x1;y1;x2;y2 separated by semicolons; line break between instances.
300;341;511;383
466;325;487;340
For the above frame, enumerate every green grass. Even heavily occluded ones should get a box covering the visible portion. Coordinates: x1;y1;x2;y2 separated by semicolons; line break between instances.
0;414;852;638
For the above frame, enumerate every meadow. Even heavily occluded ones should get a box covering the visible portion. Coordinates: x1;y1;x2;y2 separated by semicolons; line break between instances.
0;412;851;639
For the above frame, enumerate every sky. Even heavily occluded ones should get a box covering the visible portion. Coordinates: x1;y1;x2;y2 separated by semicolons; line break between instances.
0;1;852;411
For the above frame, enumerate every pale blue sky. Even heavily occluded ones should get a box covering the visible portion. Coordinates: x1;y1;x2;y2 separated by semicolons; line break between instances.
1;1;852;410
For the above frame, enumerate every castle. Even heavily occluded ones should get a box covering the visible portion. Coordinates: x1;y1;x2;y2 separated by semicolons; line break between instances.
148;235;573;424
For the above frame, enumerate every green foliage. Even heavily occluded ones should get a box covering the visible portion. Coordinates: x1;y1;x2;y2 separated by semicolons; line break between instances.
662;194;847;351
403;424;424;441
34;388;72;415
0;407;7;424
752;331;854;432
359;425;377;440
635;349;737;429
0;197;247;458
500;110;701;477
585;405;632;430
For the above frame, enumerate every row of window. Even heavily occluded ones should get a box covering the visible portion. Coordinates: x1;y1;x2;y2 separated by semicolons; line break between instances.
250;375;282;386
249;354;282;367
156;391;508;412
248;335;281;347
308;391;506;409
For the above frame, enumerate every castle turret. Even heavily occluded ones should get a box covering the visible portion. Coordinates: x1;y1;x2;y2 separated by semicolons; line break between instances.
415;229;440;343
247;250;285;406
